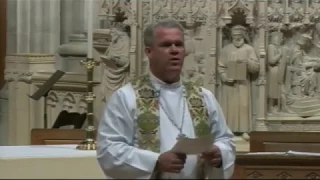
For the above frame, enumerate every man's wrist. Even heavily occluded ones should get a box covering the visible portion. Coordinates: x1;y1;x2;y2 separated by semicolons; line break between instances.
154;159;159;171
215;160;222;168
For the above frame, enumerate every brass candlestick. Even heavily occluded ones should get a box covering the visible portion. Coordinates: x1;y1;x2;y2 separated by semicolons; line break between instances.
77;58;100;150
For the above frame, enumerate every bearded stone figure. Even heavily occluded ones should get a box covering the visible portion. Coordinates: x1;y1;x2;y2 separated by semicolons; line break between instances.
218;25;260;140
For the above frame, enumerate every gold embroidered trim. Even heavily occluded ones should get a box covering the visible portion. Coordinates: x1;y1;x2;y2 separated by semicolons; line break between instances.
131;76;211;151
131;75;160;152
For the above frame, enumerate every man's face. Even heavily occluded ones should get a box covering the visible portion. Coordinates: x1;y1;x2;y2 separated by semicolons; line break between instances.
273;35;282;45
232;33;244;48
145;27;185;83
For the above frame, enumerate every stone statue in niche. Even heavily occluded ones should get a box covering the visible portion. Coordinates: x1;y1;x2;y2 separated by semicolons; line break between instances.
182;29;196;80
182;27;205;85
286;34;316;97
100;27;130;102
267;31;287;114
282;30;320;117
185;53;205;85
218;25;260;139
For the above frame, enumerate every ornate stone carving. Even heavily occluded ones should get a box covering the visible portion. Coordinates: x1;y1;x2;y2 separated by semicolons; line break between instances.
7;0;320;148
310;0;320;22
218;25;259;137
182;28;206;85
268;0;284;24
267;31;284;114
263;0;320;134
266;23;320;118
46;91;87;129
100;26;130;102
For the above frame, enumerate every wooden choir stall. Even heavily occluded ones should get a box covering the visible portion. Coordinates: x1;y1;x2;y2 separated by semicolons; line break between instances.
233;131;320;179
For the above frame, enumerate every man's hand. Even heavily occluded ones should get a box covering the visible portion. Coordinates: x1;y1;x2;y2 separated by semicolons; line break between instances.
201;145;222;168
156;151;186;173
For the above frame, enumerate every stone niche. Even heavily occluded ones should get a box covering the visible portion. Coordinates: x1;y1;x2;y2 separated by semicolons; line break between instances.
97;0;320;152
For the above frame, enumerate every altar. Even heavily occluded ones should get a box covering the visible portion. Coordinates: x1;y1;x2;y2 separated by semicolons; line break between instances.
0;145;105;179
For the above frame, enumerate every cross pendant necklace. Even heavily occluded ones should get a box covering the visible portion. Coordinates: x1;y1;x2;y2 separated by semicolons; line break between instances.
157;88;187;140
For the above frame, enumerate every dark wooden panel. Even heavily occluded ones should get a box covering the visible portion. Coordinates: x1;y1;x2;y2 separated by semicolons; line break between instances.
234;154;320;179
250;131;320;152
264;142;320;153
43;139;83;145
31;129;88;145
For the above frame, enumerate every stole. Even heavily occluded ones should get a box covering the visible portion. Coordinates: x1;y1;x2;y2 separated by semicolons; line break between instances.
130;75;211;179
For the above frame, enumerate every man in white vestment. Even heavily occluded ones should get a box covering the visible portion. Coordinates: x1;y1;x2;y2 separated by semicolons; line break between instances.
97;19;235;179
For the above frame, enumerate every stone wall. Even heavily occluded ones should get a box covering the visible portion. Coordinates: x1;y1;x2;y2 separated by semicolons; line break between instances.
3;0;320;148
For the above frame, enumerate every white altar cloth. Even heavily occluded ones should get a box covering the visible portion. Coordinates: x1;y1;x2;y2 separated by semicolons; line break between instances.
0;144;105;179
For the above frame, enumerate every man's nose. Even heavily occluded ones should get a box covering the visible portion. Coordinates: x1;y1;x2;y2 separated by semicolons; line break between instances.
169;44;179;54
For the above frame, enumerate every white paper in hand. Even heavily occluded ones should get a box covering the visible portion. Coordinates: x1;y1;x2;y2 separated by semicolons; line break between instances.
170;135;214;155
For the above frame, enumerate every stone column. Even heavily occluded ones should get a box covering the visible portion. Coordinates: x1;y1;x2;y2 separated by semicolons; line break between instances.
60;0;102;44
0;83;8;145
255;0;268;131
6;0;61;54
207;0;218;94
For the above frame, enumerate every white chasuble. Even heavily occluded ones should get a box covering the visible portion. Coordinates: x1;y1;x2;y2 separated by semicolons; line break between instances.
97;74;235;179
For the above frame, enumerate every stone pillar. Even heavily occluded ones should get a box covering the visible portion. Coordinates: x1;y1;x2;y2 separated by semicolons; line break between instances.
6;0;61;54
56;34;88;73
207;0;218;94
0;83;8;145
255;0;268;131
60;0;102;44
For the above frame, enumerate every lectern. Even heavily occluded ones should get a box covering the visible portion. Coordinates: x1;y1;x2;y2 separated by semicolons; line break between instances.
28;70;65;128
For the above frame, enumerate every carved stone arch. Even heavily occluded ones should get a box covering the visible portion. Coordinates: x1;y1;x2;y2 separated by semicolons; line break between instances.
47;91;58;107
220;0;255;28
101;0;131;22
62;93;76;111
228;0;250;17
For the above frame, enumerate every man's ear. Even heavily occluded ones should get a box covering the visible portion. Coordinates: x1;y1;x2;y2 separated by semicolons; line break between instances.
144;47;152;58
144;47;151;55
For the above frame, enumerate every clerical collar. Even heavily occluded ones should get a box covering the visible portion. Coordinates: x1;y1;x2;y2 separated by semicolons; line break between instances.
149;72;182;89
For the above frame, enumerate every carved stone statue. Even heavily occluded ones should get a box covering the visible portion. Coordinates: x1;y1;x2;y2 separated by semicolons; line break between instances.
100;27;130;102
287;34;311;97
285;33;320;116
218;25;260;138
268;31;285;113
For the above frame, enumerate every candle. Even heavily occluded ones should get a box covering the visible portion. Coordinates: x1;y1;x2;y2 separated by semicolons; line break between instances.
87;0;93;58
